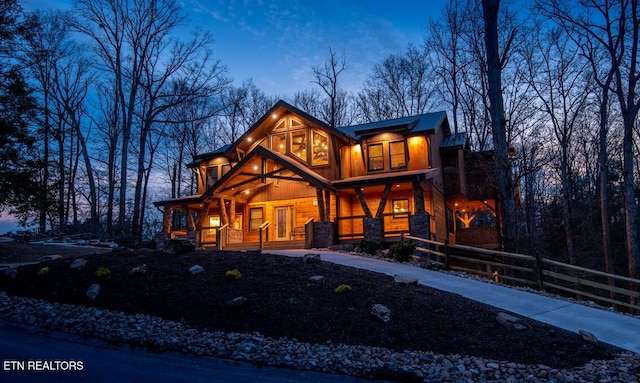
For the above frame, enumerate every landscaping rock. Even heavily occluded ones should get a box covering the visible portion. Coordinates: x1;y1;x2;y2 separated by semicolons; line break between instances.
309;275;326;287
303;253;321;263
579;329;598;343
393;275;418;286
496;312;528;331
162;239;195;255
39;254;63;262
86;284;101;299
129;264;146;275
226;296;247;308
189;265;204;275
70;259;87;270
371;304;391;323
5;267;17;278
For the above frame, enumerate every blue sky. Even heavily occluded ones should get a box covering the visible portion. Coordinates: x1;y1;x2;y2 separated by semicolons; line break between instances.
20;0;445;98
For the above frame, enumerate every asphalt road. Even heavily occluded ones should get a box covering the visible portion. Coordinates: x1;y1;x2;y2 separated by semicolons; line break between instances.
0;321;376;383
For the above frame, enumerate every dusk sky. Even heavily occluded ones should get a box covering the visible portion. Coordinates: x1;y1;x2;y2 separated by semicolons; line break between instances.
19;0;446;98
3;0;445;233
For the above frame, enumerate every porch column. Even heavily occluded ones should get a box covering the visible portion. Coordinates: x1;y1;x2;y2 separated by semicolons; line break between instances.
410;180;430;239
324;189;331;221
229;199;236;228
162;207;172;234
316;188;326;221
196;202;209;247
219;197;229;225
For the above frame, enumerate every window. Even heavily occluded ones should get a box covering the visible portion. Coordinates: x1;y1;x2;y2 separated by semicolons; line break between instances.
249;207;263;231
272;133;286;154
389;141;406;169
367;143;384;171
290;130;307;162
206;167;218;188
392;199;410;217
208;215;220;235
311;130;329;166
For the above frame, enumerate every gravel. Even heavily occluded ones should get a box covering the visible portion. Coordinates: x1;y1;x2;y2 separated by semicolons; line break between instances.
1;291;638;382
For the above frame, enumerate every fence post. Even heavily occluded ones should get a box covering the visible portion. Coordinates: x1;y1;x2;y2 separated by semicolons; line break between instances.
444;238;450;270
535;251;544;291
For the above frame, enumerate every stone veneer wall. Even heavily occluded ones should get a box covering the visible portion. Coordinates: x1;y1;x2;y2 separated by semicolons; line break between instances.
409;213;431;240
313;221;335;248
364;218;382;240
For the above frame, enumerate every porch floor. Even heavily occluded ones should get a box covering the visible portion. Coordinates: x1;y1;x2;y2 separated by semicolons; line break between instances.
217;240;306;251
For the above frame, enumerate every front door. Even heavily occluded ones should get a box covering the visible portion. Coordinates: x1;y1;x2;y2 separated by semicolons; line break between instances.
275;206;289;240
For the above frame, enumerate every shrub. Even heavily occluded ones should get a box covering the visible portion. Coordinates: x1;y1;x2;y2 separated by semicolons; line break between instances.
389;241;416;262
37;267;49;276
357;237;382;255
95;266;111;278
225;269;242;280
334;284;352;294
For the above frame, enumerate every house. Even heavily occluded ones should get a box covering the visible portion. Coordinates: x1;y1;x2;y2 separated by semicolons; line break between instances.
154;100;498;250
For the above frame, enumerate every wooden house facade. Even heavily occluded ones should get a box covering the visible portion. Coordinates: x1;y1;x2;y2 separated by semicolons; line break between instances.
154;100;498;250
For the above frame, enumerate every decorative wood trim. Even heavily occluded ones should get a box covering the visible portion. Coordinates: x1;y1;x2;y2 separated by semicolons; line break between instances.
375;184;392;218
354;188;373;218
183;205;196;231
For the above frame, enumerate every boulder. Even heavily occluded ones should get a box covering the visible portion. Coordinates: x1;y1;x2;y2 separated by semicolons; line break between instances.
496;312;528;331
188;265;204;275
394;275;418;286
162;239;195;255
303;253;321;264
226;296;247;308
70;258;87;270
86;284;101;299
371;303;391;323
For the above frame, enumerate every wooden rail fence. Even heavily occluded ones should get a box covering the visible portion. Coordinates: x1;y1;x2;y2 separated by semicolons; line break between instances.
403;234;640;313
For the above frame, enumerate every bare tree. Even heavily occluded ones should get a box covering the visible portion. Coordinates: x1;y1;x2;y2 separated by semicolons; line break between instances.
522;26;592;264
358;44;436;120
482;0;518;252
538;0;640;281
312;46;347;128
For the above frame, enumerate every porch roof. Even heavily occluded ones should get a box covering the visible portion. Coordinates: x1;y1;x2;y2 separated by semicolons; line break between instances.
332;168;439;189
153;194;202;207
202;145;335;199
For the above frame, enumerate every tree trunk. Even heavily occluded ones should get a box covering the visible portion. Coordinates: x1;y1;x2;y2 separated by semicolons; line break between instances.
482;0;517;252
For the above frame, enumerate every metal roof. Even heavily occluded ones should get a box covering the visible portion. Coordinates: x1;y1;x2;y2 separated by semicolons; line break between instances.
441;132;468;148
337;111;448;139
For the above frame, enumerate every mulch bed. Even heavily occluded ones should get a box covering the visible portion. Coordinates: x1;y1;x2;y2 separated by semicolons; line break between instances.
0;246;623;369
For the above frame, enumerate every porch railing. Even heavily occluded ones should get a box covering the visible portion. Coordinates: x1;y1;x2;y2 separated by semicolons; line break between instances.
216;224;229;250
259;221;271;249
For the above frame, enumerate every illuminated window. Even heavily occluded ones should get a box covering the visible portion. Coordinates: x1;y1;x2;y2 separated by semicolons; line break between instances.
392;199;410;217
206;167;218;188
367;143;384;171
271;133;286;154
208;215;220;235
290;130;307;162
249;207;263;231
312;130;329;166
389;141;406;169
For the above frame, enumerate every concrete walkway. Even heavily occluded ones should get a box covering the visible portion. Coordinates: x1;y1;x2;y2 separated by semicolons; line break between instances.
265;249;640;354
